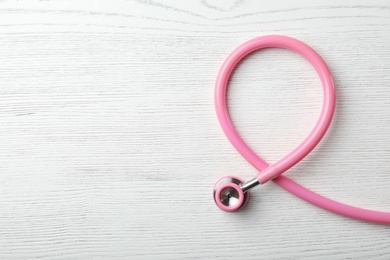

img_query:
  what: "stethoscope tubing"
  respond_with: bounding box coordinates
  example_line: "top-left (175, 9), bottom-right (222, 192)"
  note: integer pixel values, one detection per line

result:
top-left (215, 35), bottom-right (335, 184)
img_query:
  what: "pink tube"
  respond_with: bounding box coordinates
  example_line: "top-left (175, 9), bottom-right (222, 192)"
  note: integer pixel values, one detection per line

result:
top-left (274, 176), bottom-right (390, 224)
top-left (215, 35), bottom-right (390, 224)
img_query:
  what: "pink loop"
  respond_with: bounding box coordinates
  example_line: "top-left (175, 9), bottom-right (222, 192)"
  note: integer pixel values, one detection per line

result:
top-left (215, 35), bottom-right (336, 183)
top-left (215, 35), bottom-right (390, 224)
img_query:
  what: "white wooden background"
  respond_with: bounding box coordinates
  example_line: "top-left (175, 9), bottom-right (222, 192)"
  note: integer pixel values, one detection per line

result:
top-left (1, 0), bottom-right (390, 259)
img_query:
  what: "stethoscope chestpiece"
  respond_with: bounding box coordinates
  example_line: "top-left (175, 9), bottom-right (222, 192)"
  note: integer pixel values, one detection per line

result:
top-left (213, 176), bottom-right (249, 212)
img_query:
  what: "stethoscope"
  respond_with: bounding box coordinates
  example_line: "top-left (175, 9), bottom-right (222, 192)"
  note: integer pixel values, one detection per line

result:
top-left (212, 35), bottom-right (390, 224)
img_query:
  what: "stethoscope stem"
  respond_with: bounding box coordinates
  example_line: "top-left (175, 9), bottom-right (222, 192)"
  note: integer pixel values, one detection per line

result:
top-left (240, 178), bottom-right (260, 193)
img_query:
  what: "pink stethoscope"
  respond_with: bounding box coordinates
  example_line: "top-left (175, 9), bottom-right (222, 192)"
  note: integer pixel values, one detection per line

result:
top-left (212, 35), bottom-right (390, 224)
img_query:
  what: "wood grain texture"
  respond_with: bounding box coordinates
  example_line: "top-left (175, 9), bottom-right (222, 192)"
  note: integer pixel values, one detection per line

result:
top-left (1, 0), bottom-right (390, 259)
